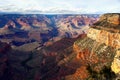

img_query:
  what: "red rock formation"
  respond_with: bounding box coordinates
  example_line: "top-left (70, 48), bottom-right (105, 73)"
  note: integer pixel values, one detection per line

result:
top-left (4, 20), bottom-right (16, 29)
top-left (17, 17), bottom-right (31, 30)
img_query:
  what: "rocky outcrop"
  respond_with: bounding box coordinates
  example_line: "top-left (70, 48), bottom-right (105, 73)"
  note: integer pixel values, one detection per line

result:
top-left (4, 20), bottom-right (16, 29)
top-left (99, 13), bottom-right (120, 25)
top-left (111, 50), bottom-right (120, 74)
top-left (17, 18), bottom-right (31, 30)
top-left (87, 13), bottom-right (120, 75)
top-left (68, 37), bottom-right (115, 80)
top-left (87, 28), bottom-right (120, 49)
top-left (65, 13), bottom-right (120, 80)
top-left (93, 13), bottom-right (120, 33)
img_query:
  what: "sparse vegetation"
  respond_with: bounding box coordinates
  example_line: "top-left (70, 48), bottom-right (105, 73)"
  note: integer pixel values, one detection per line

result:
top-left (87, 65), bottom-right (116, 80)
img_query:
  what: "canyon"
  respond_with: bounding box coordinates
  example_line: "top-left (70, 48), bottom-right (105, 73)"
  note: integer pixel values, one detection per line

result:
top-left (0, 13), bottom-right (120, 80)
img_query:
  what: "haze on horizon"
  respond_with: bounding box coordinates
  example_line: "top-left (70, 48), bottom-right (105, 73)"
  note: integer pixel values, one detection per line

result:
top-left (0, 0), bottom-right (120, 14)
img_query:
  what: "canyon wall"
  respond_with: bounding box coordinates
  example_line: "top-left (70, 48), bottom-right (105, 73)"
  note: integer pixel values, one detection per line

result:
top-left (87, 13), bottom-right (120, 75)
top-left (87, 28), bottom-right (120, 49)
top-left (67, 13), bottom-right (120, 80)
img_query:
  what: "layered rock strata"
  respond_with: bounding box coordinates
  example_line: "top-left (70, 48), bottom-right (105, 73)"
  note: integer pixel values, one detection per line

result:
top-left (67, 13), bottom-right (120, 80)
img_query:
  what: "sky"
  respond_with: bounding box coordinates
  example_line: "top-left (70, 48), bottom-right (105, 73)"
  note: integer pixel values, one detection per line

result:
top-left (0, 0), bottom-right (120, 14)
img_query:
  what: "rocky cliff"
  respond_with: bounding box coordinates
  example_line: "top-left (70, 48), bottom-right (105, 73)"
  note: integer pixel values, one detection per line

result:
top-left (65, 13), bottom-right (120, 80)
top-left (1, 14), bottom-right (119, 80)
top-left (88, 13), bottom-right (120, 75)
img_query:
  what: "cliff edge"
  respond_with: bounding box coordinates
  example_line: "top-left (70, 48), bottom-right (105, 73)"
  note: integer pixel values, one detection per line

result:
top-left (66, 13), bottom-right (120, 80)
top-left (88, 13), bottom-right (120, 75)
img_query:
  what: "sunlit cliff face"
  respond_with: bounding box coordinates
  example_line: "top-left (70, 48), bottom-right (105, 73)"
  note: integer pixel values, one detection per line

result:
top-left (87, 13), bottom-right (120, 75)
top-left (67, 13), bottom-right (120, 80)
